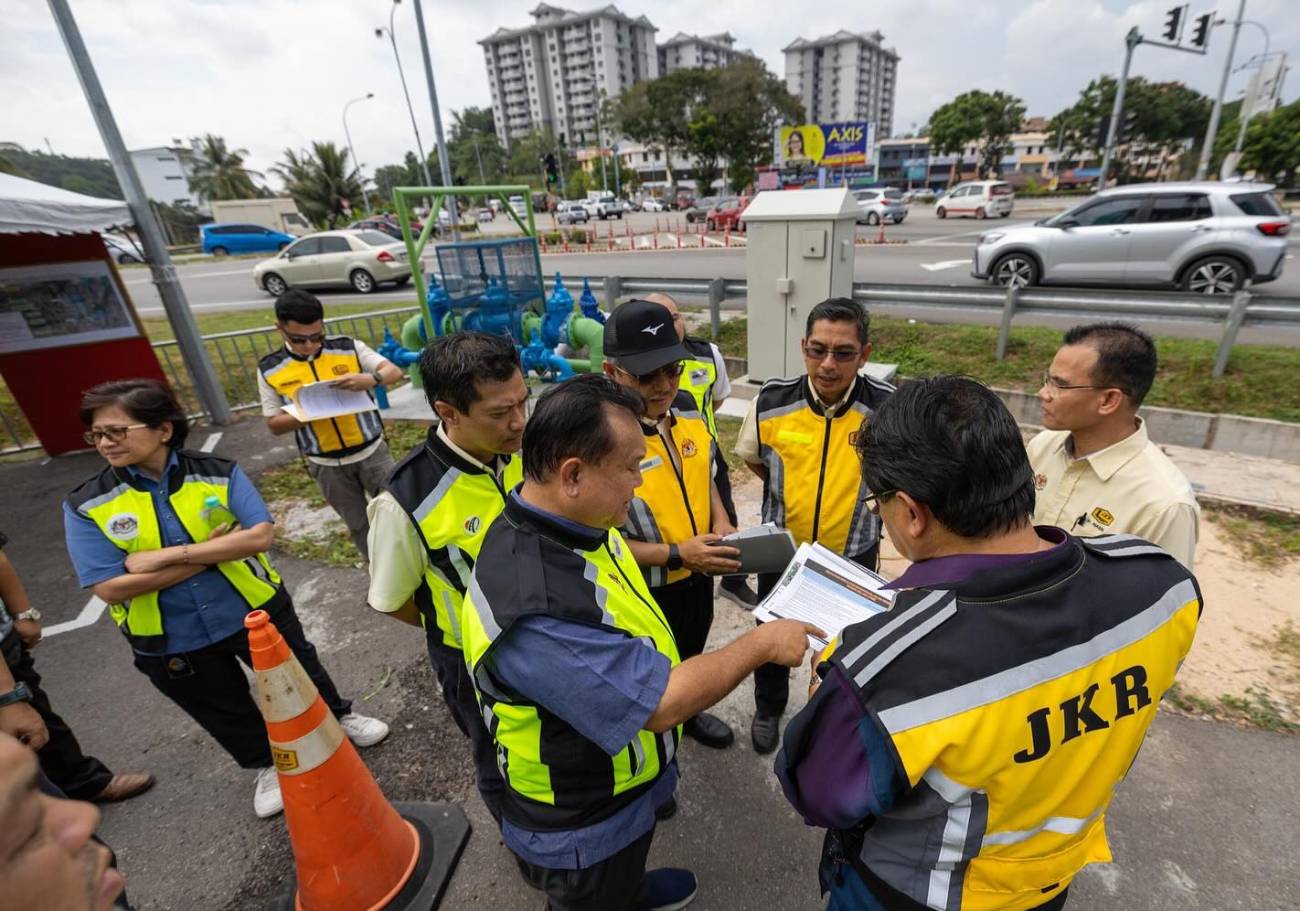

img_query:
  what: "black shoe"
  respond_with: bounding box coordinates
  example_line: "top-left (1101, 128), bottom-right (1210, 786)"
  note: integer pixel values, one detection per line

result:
top-left (683, 712), bottom-right (735, 749)
top-left (750, 712), bottom-right (780, 755)
top-left (655, 795), bottom-right (678, 821)
top-left (717, 576), bottom-right (758, 609)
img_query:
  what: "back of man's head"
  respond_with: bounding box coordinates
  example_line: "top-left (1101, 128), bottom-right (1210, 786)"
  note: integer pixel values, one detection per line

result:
top-left (806, 297), bottom-right (869, 345)
top-left (856, 375), bottom-right (1035, 539)
top-left (1061, 322), bottom-right (1157, 408)
top-left (523, 374), bottom-right (643, 484)
top-left (274, 288), bottom-right (324, 325)
top-left (420, 331), bottom-right (521, 413)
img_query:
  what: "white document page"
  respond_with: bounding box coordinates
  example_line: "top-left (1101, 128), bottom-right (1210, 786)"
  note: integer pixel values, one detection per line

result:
top-left (282, 381), bottom-right (375, 421)
top-left (754, 542), bottom-right (896, 648)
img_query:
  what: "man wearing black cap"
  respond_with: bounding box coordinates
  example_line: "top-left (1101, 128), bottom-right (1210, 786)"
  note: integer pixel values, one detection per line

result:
top-left (604, 299), bottom-right (743, 750)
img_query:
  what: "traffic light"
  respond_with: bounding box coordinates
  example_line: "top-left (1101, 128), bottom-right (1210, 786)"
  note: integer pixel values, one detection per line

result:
top-left (1162, 6), bottom-right (1183, 41)
top-left (544, 153), bottom-right (559, 185)
top-left (1096, 114), bottom-right (1112, 150)
top-left (1118, 109), bottom-right (1140, 144)
top-left (1190, 13), bottom-right (1212, 48)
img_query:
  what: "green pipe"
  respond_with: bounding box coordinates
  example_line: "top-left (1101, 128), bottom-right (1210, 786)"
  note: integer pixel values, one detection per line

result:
top-left (567, 314), bottom-right (604, 372)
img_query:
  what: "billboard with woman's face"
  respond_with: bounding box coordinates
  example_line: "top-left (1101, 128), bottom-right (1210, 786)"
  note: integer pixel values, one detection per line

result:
top-left (778, 122), bottom-right (875, 168)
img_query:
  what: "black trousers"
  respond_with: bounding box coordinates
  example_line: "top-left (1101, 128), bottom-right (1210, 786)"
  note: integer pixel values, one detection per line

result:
top-left (753, 543), bottom-right (880, 717)
top-left (130, 595), bottom-right (350, 770)
top-left (712, 450), bottom-right (739, 527)
top-left (650, 573), bottom-right (714, 660)
top-left (518, 825), bottom-right (654, 911)
top-left (2, 632), bottom-right (114, 800)
top-left (425, 629), bottom-right (504, 822)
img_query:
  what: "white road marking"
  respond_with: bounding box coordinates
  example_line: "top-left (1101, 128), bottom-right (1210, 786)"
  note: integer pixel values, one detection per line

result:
top-left (199, 432), bottom-right (223, 452)
top-left (123, 268), bottom-right (254, 285)
top-left (43, 596), bottom-right (107, 638)
top-left (920, 260), bottom-right (970, 272)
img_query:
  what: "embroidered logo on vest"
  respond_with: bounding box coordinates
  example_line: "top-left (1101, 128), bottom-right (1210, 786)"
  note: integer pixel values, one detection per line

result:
top-left (107, 513), bottom-right (139, 541)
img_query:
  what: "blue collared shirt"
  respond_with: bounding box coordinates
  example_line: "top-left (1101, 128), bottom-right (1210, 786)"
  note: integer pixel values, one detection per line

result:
top-left (487, 492), bottom-right (676, 870)
top-left (63, 452), bottom-right (274, 656)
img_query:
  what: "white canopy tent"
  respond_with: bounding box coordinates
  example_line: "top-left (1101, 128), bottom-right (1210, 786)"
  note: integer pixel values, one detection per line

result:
top-left (0, 171), bottom-right (132, 235)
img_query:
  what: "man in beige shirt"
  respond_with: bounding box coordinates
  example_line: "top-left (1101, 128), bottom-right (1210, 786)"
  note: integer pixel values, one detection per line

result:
top-left (1027, 322), bottom-right (1199, 570)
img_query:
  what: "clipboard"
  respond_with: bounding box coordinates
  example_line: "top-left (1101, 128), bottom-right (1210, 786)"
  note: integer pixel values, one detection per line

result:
top-left (713, 526), bottom-right (798, 575)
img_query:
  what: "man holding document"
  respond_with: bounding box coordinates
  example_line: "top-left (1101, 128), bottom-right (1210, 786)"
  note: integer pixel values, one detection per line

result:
top-left (734, 297), bottom-right (895, 754)
top-left (257, 289), bottom-right (404, 559)
top-left (776, 376), bottom-right (1202, 911)
top-left (603, 299), bottom-right (743, 750)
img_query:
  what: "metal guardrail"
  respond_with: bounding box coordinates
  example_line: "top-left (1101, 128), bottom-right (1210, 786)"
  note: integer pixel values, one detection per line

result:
top-left (4, 275), bottom-right (1298, 454)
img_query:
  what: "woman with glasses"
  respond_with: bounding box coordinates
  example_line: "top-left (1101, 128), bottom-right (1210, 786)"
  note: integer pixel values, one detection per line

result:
top-left (63, 379), bottom-right (389, 819)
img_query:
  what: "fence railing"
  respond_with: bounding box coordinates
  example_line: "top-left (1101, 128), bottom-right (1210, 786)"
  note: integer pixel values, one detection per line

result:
top-left (4, 276), bottom-right (1298, 453)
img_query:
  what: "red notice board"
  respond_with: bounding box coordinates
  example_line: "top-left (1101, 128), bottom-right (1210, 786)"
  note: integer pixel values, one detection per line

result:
top-left (0, 232), bottom-right (167, 455)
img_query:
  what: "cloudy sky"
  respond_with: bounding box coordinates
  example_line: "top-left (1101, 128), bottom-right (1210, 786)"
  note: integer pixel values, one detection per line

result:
top-left (2, 0), bottom-right (1295, 187)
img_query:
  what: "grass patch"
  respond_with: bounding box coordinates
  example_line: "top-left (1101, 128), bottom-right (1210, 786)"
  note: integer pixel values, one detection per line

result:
top-left (1217, 687), bottom-right (1299, 733)
top-left (1204, 504), bottom-right (1300, 568)
top-left (1265, 622), bottom-right (1300, 683)
top-left (276, 527), bottom-right (360, 568)
top-left (255, 460), bottom-right (323, 507)
top-left (711, 315), bottom-right (1300, 423)
top-left (1164, 681), bottom-right (1218, 715)
top-left (715, 415), bottom-right (743, 472)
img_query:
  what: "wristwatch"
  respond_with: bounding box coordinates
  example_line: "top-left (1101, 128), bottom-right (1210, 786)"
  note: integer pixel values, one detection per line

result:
top-left (369, 369), bottom-right (386, 388)
top-left (0, 681), bottom-right (33, 709)
top-left (666, 544), bottom-right (684, 572)
top-left (13, 608), bottom-right (40, 622)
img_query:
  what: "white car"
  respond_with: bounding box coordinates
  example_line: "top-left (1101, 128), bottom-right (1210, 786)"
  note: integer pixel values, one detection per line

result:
top-left (254, 229), bottom-right (411, 296)
top-left (508, 195), bottom-right (528, 219)
top-left (102, 233), bottom-right (143, 264)
top-left (640, 198), bottom-right (666, 212)
top-left (590, 195), bottom-right (625, 220)
top-left (936, 180), bottom-right (1015, 220)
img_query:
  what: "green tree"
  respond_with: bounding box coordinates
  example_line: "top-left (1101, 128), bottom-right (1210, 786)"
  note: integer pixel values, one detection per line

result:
top-left (1240, 98), bottom-right (1300, 188)
top-left (611, 69), bottom-right (718, 196)
top-left (929, 90), bottom-right (1025, 183)
top-left (0, 147), bottom-right (121, 197)
top-left (272, 142), bottom-right (366, 227)
top-left (187, 134), bottom-right (259, 201)
top-left (448, 107), bottom-right (507, 186)
top-left (565, 168), bottom-right (594, 198)
top-left (710, 59), bottom-right (803, 193)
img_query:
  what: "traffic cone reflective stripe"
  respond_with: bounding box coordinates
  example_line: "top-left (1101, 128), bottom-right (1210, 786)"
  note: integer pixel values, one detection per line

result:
top-left (245, 610), bottom-right (419, 911)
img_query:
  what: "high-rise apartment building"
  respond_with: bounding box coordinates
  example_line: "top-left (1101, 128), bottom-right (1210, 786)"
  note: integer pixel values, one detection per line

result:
top-left (783, 30), bottom-right (899, 136)
top-left (657, 32), bottom-right (755, 74)
top-left (480, 3), bottom-right (658, 150)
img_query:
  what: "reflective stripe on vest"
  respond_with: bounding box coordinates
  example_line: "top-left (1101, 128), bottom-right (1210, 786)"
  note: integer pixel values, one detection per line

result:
top-left (680, 348), bottom-right (718, 437)
top-left (829, 544), bottom-right (1200, 911)
top-left (623, 405), bottom-right (714, 587)
top-left (259, 338), bottom-right (382, 457)
top-left (75, 466), bottom-right (282, 653)
top-left (461, 524), bottom-right (681, 831)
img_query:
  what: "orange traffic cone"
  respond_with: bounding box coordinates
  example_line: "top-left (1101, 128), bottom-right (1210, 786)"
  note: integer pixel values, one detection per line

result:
top-left (246, 611), bottom-right (469, 911)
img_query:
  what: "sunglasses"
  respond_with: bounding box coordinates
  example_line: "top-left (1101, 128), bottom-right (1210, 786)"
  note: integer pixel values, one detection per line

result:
top-left (804, 342), bottom-right (862, 363)
top-left (283, 331), bottom-right (326, 344)
top-left (84, 424), bottom-right (149, 445)
top-left (618, 362), bottom-right (685, 384)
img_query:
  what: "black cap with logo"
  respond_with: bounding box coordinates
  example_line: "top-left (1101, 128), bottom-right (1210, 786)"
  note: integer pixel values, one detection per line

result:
top-left (602, 299), bottom-right (690, 375)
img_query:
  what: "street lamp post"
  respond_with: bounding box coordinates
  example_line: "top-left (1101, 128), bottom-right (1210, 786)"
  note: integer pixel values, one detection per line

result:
top-left (343, 93), bottom-right (375, 213)
top-left (1196, 0), bottom-right (1247, 181)
top-left (375, 0), bottom-right (434, 190)
top-left (1231, 20), bottom-right (1274, 155)
top-left (411, 0), bottom-right (458, 234)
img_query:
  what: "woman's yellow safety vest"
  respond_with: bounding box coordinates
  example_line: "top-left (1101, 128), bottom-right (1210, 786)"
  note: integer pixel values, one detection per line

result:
top-left (66, 452), bottom-right (282, 654)
top-left (623, 394), bottom-right (715, 587)
top-left (461, 497), bottom-right (681, 832)
top-left (382, 429), bottom-right (523, 650)
top-left (258, 336), bottom-right (384, 457)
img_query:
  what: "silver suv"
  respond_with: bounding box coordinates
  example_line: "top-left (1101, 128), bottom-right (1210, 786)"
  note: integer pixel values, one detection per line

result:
top-left (972, 182), bottom-right (1290, 293)
top-left (853, 188), bottom-right (907, 226)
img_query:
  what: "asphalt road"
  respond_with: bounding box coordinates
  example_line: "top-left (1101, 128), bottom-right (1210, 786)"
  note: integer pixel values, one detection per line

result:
top-left (123, 206), bottom-right (1300, 322)
top-left (5, 418), bottom-right (1298, 910)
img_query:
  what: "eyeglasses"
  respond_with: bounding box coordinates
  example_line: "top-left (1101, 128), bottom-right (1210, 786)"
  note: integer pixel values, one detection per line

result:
top-left (1040, 371), bottom-right (1128, 395)
top-left (804, 343), bottom-right (862, 363)
top-left (617, 362), bottom-right (684, 384)
top-left (283, 331), bottom-right (326, 344)
top-left (83, 424), bottom-right (149, 445)
top-left (861, 489), bottom-right (897, 514)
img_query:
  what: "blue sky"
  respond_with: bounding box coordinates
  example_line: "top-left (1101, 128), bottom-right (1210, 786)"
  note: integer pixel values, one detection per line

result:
top-left (2, 0), bottom-right (1295, 185)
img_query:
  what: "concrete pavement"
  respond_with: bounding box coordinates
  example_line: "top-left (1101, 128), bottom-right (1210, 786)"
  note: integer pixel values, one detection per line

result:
top-left (3, 415), bottom-right (1297, 909)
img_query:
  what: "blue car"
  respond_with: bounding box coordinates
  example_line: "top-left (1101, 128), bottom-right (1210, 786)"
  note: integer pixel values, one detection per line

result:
top-left (201, 223), bottom-right (295, 256)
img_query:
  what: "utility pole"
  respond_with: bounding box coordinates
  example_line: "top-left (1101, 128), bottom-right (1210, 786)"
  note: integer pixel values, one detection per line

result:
top-left (594, 95), bottom-right (609, 193)
top-left (473, 139), bottom-right (487, 185)
top-left (1197, 0), bottom-right (1247, 181)
top-left (1100, 27), bottom-right (1141, 190)
top-left (376, 1), bottom-right (434, 191)
top-left (343, 93), bottom-right (374, 213)
top-left (411, 0), bottom-right (458, 233)
top-left (46, 0), bottom-right (230, 424)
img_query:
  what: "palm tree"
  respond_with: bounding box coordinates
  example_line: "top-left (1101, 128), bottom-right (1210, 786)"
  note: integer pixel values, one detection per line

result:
top-left (188, 134), bottom-right (259, 201)
top-left (273, 142), bottom-right (366, 228)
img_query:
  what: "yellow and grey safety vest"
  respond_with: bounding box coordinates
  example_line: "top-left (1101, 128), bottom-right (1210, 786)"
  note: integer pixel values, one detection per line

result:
top-left (461, 496), bottom-right (682, 832)
top-left (383, 428), bottom-right (522, 650)
top-left (827, 534), bottom-right (1202, 911)
top-left (681, 336), bottom-right (720, 437)
top-left (259, 336), bottom-right (383, 458)
top-left (623, 393), bottom-right (715, 588)
top-left (65, 451), bottom-right (283, 653)
top-left (756, 373), bottom-right (893, 559)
